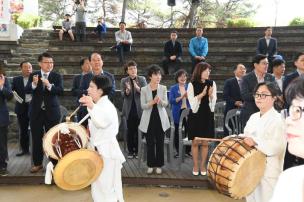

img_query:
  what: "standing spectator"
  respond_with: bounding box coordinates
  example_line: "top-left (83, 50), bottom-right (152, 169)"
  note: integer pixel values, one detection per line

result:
top-left (12, 61), bottom-right (33, 157)
top-left (79, 52), bottom-right (115, 127)
top-left (58, 14), bottom-right (75, 41)
top-left (241, 54), bottom-right (274, 127)
top-left (162, 30), bottom-right (183, 75)
top-left (25, 52), bottom-right (63, 173)
top-left (282, 52), bottom-right (304, 170)
top-left (121, 60), bottom-right (147, 159)
top-left (223, 63), bottom-right (246, 136)
top-left (71, 57), bottom-right (91, 121)
top-left (272, 58), bottom-right (286, 110)
top-left (0, 67), bottom-right (13, 176)
top-left (242, 82), bottom-right (286, 202)
top-left (74, 0), bottom-right (86, 42)
top-left (94, 17), bottom-right (107, 42)
top-left (114, 22), bottom-right (133, 65)
top-left (169, 69), bottom-right (190, 157)
top-left (187, 62), bottom-right (217, 176)
top-left (139, 65), bottom-right (170, 175)
top-left (189, 27), bottom-right (208, 73)
top-left (256, 27), bottom-right (277, 73)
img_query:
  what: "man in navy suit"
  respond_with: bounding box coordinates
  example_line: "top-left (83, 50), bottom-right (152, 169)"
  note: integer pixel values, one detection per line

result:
top-left (0, 68), bottom-right (13, 176)
top-left (256, 27), bottom-right (277, 73)
top-left (12, 61), bottom-right (33, 156)
top-left (25, 52), bottom-right (63, 173)
top-left (223, 63), bottom-right (246, 136)
top-left (71, 57), bottom-right (91, 122)
top-left (282, 52), bottom-right (304, 170)
top-left (241, 54), bottom-right (275, 126)
top-left (162, 30), bottom-right (183, 75)
top-left (79, 52), bottom-right (115, 126)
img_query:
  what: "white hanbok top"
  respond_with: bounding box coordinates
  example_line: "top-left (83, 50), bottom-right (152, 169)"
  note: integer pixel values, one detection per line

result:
top-left (243, 107), bottom-right (286, 202)
top-left (270, 165), bottom-right (304, 202)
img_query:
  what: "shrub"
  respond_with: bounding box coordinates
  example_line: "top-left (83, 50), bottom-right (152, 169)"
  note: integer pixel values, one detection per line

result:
top-left (289, 17), bottom-right (304, 26)
top-left (227, 18), bottom-right (255, 28)
top-left (12, 13), bottom-right (41, 29)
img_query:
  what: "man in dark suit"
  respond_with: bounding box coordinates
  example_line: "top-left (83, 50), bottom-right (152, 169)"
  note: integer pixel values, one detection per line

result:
top-left (241, 54), bottom-right (275, 126)
top-left (0, 68), bottom-right (13, 176)
top-left (223, 63), bottom-right (246, 135)
top-left (282, 52), bottom-right (304, 170)
top-left (71, 57), bottom-right (91, 122)
top-left (162, 30), bottom-right (182, 75)
top-left (12, 61), bottom-right (33, 156)
top-left (256, 27), bottom-right (277, 73)
top-left (25, 52), bottom-right (63, 173)
top-left (79, 52), bottom-right (115, 126)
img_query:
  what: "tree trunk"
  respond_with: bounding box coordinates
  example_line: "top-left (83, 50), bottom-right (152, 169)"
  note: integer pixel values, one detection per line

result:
top-left (183, 2), bottom-right (199, 28)
top-left (121, 0), bottom-right (128, 22)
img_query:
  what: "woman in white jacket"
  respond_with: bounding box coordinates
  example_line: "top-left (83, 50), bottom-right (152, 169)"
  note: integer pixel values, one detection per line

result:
top-left (242, 81), bottom-right (286, 202)
top-left (79, 75), bottom-right (125, 202)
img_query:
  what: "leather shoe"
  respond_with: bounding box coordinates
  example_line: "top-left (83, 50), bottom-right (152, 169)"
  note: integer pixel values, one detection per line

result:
top-left (192, 170), bottom-right (199, 176)
top-left (16, 151), bottom-right (29, 157)
top-left (30, 165), bottom-right (43, 173)
top-left (200, 171), bottom-right (207, 176)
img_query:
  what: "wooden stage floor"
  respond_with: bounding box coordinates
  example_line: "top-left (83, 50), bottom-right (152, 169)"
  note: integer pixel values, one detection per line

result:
top-left (0, 140), bottom-right (210, 188)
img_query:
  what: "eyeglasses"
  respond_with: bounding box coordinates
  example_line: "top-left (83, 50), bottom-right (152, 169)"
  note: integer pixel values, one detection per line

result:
top-left (288, 105), bottom-right (304, 121)
top-left (253, 93), bottom-right (272, 99)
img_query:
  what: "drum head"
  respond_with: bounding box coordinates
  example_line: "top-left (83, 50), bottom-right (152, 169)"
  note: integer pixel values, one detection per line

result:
top-left (43, 122), bottom-right (88, 160)
top-left (53, 149), bottom-right (103, 191)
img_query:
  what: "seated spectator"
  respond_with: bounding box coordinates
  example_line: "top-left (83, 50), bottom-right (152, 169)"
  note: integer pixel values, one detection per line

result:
top-left (59, 14), bottom-right (75, 41)
top-left (113, 22), bottom-right (133, 65)
top-left (162, 30), bottom-right (183, 75)
top-left (94, 17), bottom-right (106, 42)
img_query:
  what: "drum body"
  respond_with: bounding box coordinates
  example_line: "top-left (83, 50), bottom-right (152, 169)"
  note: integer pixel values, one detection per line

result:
top-left (43, 122), bottom-right (103, 191)
top-left (207, 138), bottom-right (266, 199)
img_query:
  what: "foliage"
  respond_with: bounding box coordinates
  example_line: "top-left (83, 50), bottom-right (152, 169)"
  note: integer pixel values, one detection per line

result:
top-left (227, 18), bottom-right (255, 28)
top-left (289, 17), bottom-right (304, 26)
top-left (12, 13), bottom-right (41, 29)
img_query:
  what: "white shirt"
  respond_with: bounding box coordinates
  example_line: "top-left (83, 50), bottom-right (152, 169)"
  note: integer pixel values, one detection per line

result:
top-left (115, 30), bottom-right (133, 45)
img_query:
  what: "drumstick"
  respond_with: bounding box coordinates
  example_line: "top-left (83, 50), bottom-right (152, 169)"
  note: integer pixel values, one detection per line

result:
top-left (78, 113), bottom-right (90, 125)
top-left (66, 105), bottom-right (81, 122)
top-left (194, 137), bottom-right (223, 142)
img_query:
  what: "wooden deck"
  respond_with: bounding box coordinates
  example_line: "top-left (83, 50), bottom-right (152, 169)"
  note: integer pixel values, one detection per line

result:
top-left (0, 140), bottom-right (210, 188)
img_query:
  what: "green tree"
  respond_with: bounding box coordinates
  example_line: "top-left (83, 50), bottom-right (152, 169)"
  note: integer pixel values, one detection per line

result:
top-left (289, 17), bottom-right (304, 26)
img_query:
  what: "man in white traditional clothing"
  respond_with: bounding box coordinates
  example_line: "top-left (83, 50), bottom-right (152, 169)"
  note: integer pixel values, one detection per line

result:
top-left (241, 82), bottom-right (286, 202)
top-left (270, 77), bottom-right (304, 202)
top-left (79, 75), bottom-right (125, 202)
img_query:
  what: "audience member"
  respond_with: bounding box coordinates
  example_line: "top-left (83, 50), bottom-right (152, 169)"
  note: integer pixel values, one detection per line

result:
top-left (242, 82), bottom-right (286, 202)
top-left (169, 69), bottom-right (190, 157)
top-left (282, 52), bottom-right (304, 170)
top-left (272, 58), bottom-right (285, 110)
top-left (139, 65), bottom-right (170, 175)
top-left (241, 54), bottom-right (274, 126)
top-left (189, 27), bottom-right (208, 73)
top-left (121, 60), bottom-right (147, 159)
top-left (58, 14), bottom-right (75, 41)
top-left (187, 62), bottom-right (217, 176)
top-left (12, 61), bottom-right (33, 157)
top-left (0, 67), bottom-right (13, 176)
top-left (256, 27), bottom-right (277, 73)
top-left (223, 63), bottom-right (246, 135)
top-left (71, 57), bottom-right (91, 121)
top-left (25, 52), bottom-right (63, 173)
top-left (74, 0), bottom-right (86, 42)
top-left (162, 30), bottom-right (183, 75)
top-left (114, 22), bottom-right (133, 64)
top-left (94, 17), bottom-right (107, 42)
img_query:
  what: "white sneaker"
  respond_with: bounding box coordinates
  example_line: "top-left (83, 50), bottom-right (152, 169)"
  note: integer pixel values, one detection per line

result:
top-left (147, 167), bottom-right (153, 174)
top-left (156, 168), bottom-right (162, 174)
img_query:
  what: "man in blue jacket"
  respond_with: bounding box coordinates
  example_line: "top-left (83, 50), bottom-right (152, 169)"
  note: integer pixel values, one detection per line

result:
top-left (189, 27), bottom-right (208, 73)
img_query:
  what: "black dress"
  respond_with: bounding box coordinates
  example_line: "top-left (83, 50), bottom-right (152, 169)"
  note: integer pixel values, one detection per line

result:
top-left (188, 80), bottom-right (215, 140)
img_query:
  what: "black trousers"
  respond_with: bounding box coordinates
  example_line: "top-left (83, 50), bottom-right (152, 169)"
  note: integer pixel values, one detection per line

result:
top-left (0, 126), bottom-right (8, 169)
top-left (191, 56), bottom-right (205, 73)
top-left (174, 109), bottom-right (189, 153)
top-left (162, 57), bottom-right (182, 75)
top-left (126, 115), bottom-right (139, 154)
top-left (30, 109), bottom-right (59, 166)
top-left (17, 106), bottom-right (30, 153)
top-left (116, 43), bottom-right (131, 64)
top-left (75, 22), bottom-right (86, 42)
top-left (145, 126), bottom-right (164, 168)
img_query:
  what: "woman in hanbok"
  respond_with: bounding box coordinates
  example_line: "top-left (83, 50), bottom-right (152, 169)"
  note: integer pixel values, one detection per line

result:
top-left (242, 81), bottom-right (286, 202)
top-left (270, 77), bottom-right (304, 202)
top-left (79, 75), bottom-right (125, 202)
